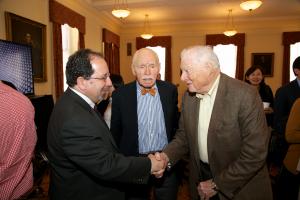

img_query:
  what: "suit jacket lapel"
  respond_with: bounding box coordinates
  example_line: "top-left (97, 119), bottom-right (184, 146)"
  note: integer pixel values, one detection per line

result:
top-left (67, 88), bottom-right (118, 149)
top-left (92, 105), bottom-right (119, 149)
top-left (128, 82), bottom-right (139, 136)
top-left (187, 93), bottom-right (201, 170)
top-left (157, 81), bottom-right (169, 135)
top-left (207, 74), bottom-right (227, 160)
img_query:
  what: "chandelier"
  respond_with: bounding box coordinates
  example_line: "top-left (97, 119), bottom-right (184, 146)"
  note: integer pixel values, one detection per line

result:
top-left (223, 9), bottom-right (237, 37)
top-left (240, 0), bottom-right (262, 11)
top-left (140, 14), bottom-right (153, 40)
top-left (112, 0), bottom-right (130, 19)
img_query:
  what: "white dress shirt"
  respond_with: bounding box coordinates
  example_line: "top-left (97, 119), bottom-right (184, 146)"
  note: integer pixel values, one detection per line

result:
top-left (196, 75), bottom-right (220, 163)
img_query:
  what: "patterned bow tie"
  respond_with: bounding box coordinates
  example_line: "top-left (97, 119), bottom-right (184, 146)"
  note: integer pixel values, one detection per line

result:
top-left (141, 88), bottom-right (156, 96)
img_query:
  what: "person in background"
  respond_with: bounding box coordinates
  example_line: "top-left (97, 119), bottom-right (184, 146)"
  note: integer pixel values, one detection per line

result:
top-left (111, 48), bottom-right (179, 200)
top-left (283, 97), bottom-right (300, 200)
top-left (0, 81), bottom-right (37, 200)
top-left (274, 56), bottom-right (300, 137)
top-left (47, 49), bottom-right (165, 200)
top-left (245, 65), bottom-right (274, 127)
top-left (97, 74), bottom-right (124, 128)
top-left (273, 56), bottom-right (300, 200)
top-left (156, 45), bottom-right (272, 200)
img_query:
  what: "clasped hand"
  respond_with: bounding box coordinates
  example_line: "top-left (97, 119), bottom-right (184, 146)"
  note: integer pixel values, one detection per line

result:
top-left (148, 152), bottom-right (169, 178)
top-left (197, 179), bottom-right (218, 200)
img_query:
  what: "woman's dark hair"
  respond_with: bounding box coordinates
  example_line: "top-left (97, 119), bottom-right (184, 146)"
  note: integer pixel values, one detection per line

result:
top-left (292, 56), bottom-right (300, 76)
top-left (110, 74), bottom-right (124, 89)
top-left (244, 65), bottom-right (266, 86)
top-left (293, 56), bottom-right (300, 70)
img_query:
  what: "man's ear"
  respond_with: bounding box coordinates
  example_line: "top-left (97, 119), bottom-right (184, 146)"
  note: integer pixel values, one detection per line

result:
top-left (76, 77), bottom-right (88, 91)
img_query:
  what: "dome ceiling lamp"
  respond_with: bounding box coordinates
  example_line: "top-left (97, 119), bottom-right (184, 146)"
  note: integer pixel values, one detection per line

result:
top-left (140, 14), bottom-right (153, 40)
top-left (240, 0), bottom-right (262, 11)
top-left (223, 9), bottom-right (237, 37)
top-left (112, 0), bottom-right (130, 19)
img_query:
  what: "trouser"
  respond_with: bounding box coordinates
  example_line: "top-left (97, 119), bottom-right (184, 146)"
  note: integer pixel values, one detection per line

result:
top-left (125, 169), bottom-right (179, 200)
top-left (276, 165), bottom-right (300, 200)
top-left (199, 160), bottom-right (220, 200)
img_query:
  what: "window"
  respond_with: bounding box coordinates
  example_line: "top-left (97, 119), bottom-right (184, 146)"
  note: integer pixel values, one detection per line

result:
top-left (206, 34), bottom-right (245, 80)
top-left (136, 36), bottom-right (172, 82)
top-left (290, 42), bottom-right (300, 81)
top-left (49, 0), bottom-right (85, 99)
top-left (61, 24), bottom-right (79, 91)
top-left (282, 31), bottom-right (300, 85)
top-left (146, 46), bottom-right (166, 80)
top-left (213, 44), bottom-right (237, 78)
top-left (102, 28), bottom-right (120, 75)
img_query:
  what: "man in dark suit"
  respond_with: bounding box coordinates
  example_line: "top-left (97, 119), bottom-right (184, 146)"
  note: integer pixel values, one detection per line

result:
top-left (273, 56), bottom-right (300, 200)
top-left (156, 45), bottom-right (272, 200)
top-left (47, 49), bottom-right (165, 200)
top-left (110, 48), bottom-right (179, 200)
top-left (274, 56), bottom-right (300, 135)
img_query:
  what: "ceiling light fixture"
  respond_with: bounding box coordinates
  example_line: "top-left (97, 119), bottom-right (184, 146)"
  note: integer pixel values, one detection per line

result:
top-left (223, 9), bottom-right (237, 37)
top-left (240, 0), bottom-right (262, 11)
top-left (112, 0), bottom-right (130, 19)
top-left (140, 14), bottom-right (153, 40)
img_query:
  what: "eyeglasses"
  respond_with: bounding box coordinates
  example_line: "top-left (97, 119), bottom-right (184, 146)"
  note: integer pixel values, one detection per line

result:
top-left (89, 72), bottom-right (110, 81)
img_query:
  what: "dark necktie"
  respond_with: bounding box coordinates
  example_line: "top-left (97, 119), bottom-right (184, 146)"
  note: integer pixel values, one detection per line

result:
top-left (93, 105), bottom-right (109, 129)
top-left (93, 105), bottom-right (102, 116)
top-left (141, 88), bottom-right (156, 96)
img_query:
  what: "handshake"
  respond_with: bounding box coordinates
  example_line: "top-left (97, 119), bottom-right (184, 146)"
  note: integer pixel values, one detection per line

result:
top-left (148, 152), bottom-right (170, 178)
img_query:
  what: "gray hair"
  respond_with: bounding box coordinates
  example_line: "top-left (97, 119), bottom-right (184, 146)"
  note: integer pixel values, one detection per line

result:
top-left (132, 48), bottom-right (160, 67)
top-left (181, 45), bottom-right (220, 69)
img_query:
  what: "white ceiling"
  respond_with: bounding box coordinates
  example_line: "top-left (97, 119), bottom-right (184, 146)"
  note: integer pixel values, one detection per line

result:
top-left (84, 0), bottom-right (300, 25)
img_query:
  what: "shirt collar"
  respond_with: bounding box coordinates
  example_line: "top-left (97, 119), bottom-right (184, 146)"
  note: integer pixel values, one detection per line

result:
top-left (136, 81), bottom-right (157, 93)
top-left (196, 74), bottom-right (220, 99)
top-left (70, 87), bottom-right (95, 108)
top-left (297, 78), bottom-right (300, 87)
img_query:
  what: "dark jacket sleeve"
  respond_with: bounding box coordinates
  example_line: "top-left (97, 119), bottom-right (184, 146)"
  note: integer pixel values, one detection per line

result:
top-left (60, 112), bottom-right (151, 184)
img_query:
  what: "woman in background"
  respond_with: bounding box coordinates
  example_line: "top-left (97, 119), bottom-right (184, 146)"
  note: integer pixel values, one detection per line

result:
top-left (97, 74), bottom-right (124, 128)
top-left (245, 65), bottom-right (274, 127)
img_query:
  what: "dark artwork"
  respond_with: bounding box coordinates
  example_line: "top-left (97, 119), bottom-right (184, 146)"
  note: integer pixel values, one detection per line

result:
top-left (5, 12), bottom-right (46, 82)
top-left (252, 53), bottom-right (274, 77)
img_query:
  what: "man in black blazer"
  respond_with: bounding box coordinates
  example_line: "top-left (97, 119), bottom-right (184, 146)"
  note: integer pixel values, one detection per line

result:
top-left (47, 49), bottom-right (165, 200)
top-left (273, 56), bottom-right (300, 199)
top-left (274, 56), bottom-right (300, 135)
top-left (111, 48), bottom-right (179, 200)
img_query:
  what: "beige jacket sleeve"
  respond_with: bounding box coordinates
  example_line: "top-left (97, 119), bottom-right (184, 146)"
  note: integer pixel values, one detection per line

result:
top-left (284, 98), bottom-right (300, 174)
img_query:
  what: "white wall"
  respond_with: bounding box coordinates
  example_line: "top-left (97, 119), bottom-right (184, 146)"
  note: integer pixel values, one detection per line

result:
top-left (1, 0), bottom-right (300, 102)
top-left (119, 18), bottom-right (300, 105)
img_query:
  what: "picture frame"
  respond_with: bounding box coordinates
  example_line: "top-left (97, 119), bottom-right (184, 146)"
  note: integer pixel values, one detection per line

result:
top-left (5, 12), bottom-right (47, 82)
top-left (251, 53), bottom-right (274, 77)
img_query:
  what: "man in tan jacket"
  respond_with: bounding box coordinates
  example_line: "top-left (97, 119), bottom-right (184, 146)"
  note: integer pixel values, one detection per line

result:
top-left (156, 45), bottom-right (272, 200)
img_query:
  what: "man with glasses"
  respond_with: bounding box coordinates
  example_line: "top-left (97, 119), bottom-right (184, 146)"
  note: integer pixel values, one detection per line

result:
top-left (47, 49), bottom-right (166, 200)
top-left (110, 48), bottom-right (179, 200)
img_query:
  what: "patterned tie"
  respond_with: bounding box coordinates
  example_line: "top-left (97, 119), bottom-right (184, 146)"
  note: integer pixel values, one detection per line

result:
top-left (141, 88), bottom-right (156, 96)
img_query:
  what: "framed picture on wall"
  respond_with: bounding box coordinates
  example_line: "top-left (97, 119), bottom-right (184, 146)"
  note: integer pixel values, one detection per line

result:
top-left (251, 53), bottom-right (274, 77)
top-left (5, 12), bottom-right (47, 82)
